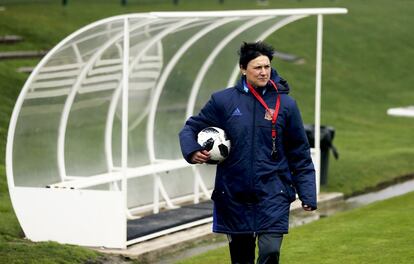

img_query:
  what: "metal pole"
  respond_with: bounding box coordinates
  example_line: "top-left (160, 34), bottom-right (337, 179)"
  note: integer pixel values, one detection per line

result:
top-left (122, 18), bottom-right (129, 215)
top-left (314, 14), bottom-right (323, 194)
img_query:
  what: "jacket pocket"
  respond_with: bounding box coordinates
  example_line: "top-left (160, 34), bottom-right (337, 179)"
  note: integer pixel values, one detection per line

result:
top-left (211, 189), bottom-right (221, 201)
top-left (284, 183), bottom-right (297, 203)
top-left (211, 189), bottom-right (232, 220)
top-left (276, 170), bottom-right (297, 203)
top-left (211, 189), bottom-right (229, 204)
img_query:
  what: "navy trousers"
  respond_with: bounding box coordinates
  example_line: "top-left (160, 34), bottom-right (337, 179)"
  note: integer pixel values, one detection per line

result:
top-left (227, 233), bottom-right (283, 264)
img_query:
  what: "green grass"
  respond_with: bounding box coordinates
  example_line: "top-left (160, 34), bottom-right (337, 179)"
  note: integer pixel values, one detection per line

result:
top-left (176, 191), bottom-right (414, 264)
top-left (0, 165), bottom-right (21, 239)
top-left (0, 239), bottom-right (103, 264)
top-left (281, 191), bottom-right (414, 264)
top-left (0, 0), bottom-right (414, 263)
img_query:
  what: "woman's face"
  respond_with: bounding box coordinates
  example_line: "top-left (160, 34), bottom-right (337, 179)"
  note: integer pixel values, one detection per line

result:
top-left (242, 55), bottom-right (271, 88)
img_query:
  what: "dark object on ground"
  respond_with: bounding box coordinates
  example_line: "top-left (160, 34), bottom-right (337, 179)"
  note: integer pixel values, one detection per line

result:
top-left (304, 124), bottom-right (339, 185)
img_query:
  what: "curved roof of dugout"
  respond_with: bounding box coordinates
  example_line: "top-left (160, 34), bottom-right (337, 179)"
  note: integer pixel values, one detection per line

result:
top-left (6, 8), bottom-right (347, 248)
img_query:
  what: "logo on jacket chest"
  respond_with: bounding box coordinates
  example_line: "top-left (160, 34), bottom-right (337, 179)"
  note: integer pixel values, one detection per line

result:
top-left (232, 108), bottom-right (242, 116)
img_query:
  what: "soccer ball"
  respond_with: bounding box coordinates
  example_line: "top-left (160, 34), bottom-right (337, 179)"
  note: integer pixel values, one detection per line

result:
top-left (197, 127), bottom-right (231, 164)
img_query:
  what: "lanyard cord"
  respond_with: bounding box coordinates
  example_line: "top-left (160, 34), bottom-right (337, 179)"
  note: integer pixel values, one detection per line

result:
top-left (246, 79), bottom-right (281, 160)
top-left (246, 79), bottom-right (281, 139)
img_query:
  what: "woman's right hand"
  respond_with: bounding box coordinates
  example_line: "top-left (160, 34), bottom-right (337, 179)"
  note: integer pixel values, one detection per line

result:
top-left (191, 150), bottom-right (210, 164)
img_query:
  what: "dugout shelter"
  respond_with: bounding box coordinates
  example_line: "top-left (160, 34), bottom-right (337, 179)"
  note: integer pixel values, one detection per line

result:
top-left (6, 8), bottom-right (347, 248)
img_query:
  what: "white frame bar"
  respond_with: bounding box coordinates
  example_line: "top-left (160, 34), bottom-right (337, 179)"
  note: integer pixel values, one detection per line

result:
top-left (387, 106), bottom-right (414, 117)
top-left (121, 17), bottom-right (130, 215)
top-left (314, 14), bottom-right (323, 193)
top-left (151, 8), bottom-right (347, 18)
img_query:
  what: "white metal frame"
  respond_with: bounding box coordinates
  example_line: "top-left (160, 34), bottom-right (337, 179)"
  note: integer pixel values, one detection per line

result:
top-left (387, 106), bottom-right (414, 117)
top-left (6, 8), bottom-right (347, 248)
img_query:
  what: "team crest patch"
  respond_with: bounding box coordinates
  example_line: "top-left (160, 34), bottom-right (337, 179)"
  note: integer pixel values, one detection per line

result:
top-left (264, 109), bottom-right (274, 120)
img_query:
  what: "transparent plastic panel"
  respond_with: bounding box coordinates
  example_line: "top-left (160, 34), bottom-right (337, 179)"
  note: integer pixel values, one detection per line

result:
top-left (160, 169), bottom-right (193, 200)
top-left (125, 18), bottom-right (204, 207)
top-left (127, 176), bottom-right (154, 209)
top-left (158, 166), bottom-right (215, 202)
top-left (70, 20), bottom-right (125, 62)
top-left (11, 18), bottom-right (127, 187)
top-left (125, 18), bottom-right (173, 168)
top-left (126, 167), bottom-right (199, 210)
top-left (12, 97), bottom-right (66, 187)
top-left (196, 165), bottom-right (216, 191)
top-left (152, 18), bottom-right (239, 161)
top-left (65, 90), bottom-right (115, 177)
top-left (65, 37), bottom-right (124, 179)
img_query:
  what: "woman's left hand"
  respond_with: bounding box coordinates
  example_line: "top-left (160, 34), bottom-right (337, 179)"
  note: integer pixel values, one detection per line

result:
top-left (302, 204), bottom-right (313, 211)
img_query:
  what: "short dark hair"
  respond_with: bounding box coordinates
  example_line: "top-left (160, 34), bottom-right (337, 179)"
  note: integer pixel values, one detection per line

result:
top-left (238, 41), bottom-right (274, 69)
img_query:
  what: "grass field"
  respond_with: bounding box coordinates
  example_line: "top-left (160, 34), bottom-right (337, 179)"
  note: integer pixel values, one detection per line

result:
top-left (0, 0), bottom-right (413, 263)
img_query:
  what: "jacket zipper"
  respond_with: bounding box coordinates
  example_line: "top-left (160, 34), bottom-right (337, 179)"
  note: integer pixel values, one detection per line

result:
top-left (250, 97), bottom-right (257, 231)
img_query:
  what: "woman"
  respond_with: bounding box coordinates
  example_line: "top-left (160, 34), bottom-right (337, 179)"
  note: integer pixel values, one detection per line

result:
top-left (179, 41), bottom-right (317, 264)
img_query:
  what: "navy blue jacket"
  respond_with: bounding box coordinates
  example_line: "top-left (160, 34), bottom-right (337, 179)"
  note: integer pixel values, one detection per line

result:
top-left (179, 69), bottom-right (317, 234)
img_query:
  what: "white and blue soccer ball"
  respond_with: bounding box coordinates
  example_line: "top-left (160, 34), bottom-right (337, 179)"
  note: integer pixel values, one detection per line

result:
top-left (197, 127), bottom-right (231, 164)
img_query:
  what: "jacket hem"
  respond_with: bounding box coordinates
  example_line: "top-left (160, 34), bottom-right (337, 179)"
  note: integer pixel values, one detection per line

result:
top-left (212, 228), bottom-right (288, 235)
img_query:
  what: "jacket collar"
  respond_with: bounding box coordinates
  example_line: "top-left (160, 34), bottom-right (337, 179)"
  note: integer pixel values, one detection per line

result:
top-left (235, 68), bottom-right (290, 95)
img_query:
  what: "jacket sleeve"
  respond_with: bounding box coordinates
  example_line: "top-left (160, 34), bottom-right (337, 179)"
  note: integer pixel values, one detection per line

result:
top-left (179, 94), bottom-right (221, 163)
top-left (284, 100), bottom-right (317, 210)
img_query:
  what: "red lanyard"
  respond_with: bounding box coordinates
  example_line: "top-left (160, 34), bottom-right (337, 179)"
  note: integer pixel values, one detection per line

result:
top-left (246, 79), bottom-right (281, 160)
top-left (246, 79), bottom-right (281, 139)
